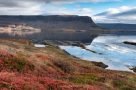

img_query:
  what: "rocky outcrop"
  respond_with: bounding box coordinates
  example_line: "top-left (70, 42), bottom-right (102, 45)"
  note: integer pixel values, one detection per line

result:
top-left (129, 66), bottom-right (136, 73)
top-left (91, 62), bottom-right (108, 69)
top-left (132, 67), bottom-right (136, 72)
top-left (123, 41), bottom-right (136, 46)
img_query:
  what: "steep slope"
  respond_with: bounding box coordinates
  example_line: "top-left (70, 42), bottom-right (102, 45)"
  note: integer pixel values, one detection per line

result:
top-left (0, 15), bottom-right (97, 30)
top-left (0, 39), bottom-right (135, 90)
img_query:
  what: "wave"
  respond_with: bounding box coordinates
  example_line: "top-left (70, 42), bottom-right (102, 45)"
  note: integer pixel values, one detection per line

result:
top-left (60, 35), bottom-right (136, 72)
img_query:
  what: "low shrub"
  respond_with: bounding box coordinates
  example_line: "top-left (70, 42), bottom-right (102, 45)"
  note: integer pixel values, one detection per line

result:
top-left (0, 83), bottom-right (14, 89)
top-left (1, 56), bottom-right (34, 73)
top-left (53, 60), bottom-right (75, 73)
top-left (9, 57), bottom-right (34, 72)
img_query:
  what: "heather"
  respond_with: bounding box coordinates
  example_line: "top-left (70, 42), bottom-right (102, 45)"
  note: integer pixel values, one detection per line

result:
top-left (0, 39), bottom-right (135, 90)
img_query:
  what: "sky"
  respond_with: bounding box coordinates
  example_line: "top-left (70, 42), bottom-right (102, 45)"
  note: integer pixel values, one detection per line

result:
top-left (0, 0), bottom-right (136, 23)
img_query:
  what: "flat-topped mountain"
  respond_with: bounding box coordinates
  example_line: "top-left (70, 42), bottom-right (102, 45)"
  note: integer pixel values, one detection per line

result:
top-left (0, 15), bottom-right (97, 28)
top-left (0, 15), bottom-right (107, 44)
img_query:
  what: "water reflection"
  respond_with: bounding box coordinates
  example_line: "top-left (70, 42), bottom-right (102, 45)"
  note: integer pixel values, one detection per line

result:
top-left (0, 24), bottom-right (41, 36)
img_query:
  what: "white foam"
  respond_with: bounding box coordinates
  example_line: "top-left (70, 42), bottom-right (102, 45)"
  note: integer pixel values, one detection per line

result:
top-left (60, 36), bottom-right (136, 72)
top-left (34, 44), bottom-right (46, 48)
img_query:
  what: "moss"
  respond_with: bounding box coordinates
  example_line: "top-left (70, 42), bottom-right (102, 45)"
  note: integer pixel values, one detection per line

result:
top-left (128, 76), bottom-right (136, 83)
top-left (120, 86), bottom-right (136, 90)
top-left (4, 57), bottom-right (34, 72)
top-left (69, 74), bottom-right (105, 84)
top-left (112, 79), bottom-right (136, 90)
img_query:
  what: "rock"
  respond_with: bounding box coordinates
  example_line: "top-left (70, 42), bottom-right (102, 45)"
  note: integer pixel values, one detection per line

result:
top-left (92, 62), bottom-right (108, 69)
top-left (123, 41), bottom-right (136, 46)
top-left (129, 67), bottom-right (136, 73)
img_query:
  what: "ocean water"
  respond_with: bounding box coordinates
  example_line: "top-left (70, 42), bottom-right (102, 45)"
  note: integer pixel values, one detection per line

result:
top-left (60, 36), bottom-right (136, 72)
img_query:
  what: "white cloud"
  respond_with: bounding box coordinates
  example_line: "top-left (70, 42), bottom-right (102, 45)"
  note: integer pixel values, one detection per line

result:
top-left (107, 6), bottom-right (132, 15)
top-left (94, 6), bottom-right (136, 23)
top-left (0, 0), bottom-right (43, 15)
top-left (42, 6), bottom-right (93, 16)
top-left (0, 0), bottom-right (135, 24)
top-left (0, 0), bottom-right (121, 15)
top-left (0, 5), bottom-right (42, 15)
top-left (0, 0), bottom-right (122, 21)
top-left (38, 0), bottom-right (121, 3)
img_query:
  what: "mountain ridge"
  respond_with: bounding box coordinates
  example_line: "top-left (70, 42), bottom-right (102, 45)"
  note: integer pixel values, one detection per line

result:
top-left (0, 15), bottom-right (107, 44)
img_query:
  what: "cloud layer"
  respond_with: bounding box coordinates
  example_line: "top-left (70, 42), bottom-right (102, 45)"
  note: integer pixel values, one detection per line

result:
top-left (0, 0), bottom-right (119, 7)
top-left (94, 6), bottom-right (136, 23)
top-left (0, 0), bottom-right (135, 24)
top-left (0, 0), bottom-right (96, 16)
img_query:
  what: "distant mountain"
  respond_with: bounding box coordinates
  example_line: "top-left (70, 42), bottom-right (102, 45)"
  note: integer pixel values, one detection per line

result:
top-left (0, 15), bottom-right (107, 44)
top-left (97, 23), bottom-right (136, 31)
top-left (97, 23), bottom-right (136, 35)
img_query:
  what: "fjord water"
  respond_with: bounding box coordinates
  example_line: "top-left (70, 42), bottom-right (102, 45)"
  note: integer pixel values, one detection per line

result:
top-left (60, 36), bottom-right (136, 72)
top-left (0, 28), bottom-right (136, 72)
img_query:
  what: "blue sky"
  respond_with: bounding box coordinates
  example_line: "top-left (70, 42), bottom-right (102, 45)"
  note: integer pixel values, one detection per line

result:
top-left (0, 0), bottom-right (136, 23)
top-left (62, 0), bottom-right (136, 14)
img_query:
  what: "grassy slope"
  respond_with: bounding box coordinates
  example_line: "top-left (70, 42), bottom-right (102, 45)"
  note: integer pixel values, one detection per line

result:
top-left (0, 39), bottom-right (135, 90)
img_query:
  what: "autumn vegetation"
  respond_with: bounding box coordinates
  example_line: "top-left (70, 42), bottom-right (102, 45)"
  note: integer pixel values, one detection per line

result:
top-left (0, 39), bottom-right (135, 90)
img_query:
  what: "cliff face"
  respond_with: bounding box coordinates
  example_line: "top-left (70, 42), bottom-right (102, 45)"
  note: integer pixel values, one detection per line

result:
top-left (0, 15), bottom-right (97, 28)
top-left (0, 15), bottom-right (105, 43)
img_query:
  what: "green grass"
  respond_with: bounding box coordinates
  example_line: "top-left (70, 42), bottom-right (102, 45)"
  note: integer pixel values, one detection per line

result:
top-left (69, 74), bottom-right (105, 85)
top-left (112, 79), bottom-right (136, 90)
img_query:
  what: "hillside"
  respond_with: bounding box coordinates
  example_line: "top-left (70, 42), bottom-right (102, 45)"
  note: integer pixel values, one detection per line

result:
top-left (0, 39), bottom-right (135, 90)
top-left (0, 15), bottom-right (108, 44)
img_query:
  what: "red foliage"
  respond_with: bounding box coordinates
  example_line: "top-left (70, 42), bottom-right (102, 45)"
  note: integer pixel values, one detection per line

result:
top-left (36, 54), bottom-right (51, 61)
top-left (0, 58), bottom-right (4, 64)
top-left (0, 72), bottom-right (103, 90)
top-left (0, 50), bottom-right (13, 58)
top-left (0, 50), bottom-right (102, 90)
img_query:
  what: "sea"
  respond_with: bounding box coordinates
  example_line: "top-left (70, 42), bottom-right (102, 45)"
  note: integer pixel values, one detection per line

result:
top-left (0, 28), bottom-right (135, 72)
top-left (60, 36), bottom-right (136, 72)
